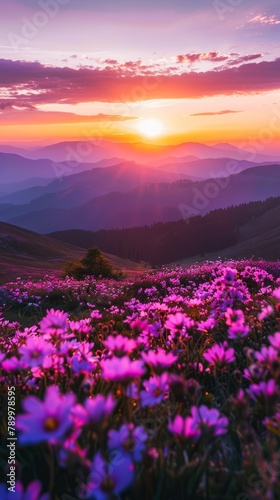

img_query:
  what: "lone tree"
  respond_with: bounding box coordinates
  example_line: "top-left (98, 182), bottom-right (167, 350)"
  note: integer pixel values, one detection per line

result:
top-left (65, 247), bottom-right (114, 279)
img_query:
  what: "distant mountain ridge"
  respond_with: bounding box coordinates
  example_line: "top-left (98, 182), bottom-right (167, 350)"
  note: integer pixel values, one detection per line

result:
top-left (4, 164), bottom-right (280, 233)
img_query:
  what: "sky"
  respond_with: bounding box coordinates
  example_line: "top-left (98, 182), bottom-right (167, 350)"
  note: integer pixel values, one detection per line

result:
top-left (0, 0), bottom-right (280, 149)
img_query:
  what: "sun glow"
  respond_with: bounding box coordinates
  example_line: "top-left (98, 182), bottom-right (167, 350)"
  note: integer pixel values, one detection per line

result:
top-left (137, 118), bottom-right (164, 138)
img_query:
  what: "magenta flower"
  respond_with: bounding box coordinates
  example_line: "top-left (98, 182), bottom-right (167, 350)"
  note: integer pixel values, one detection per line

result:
top-left (140, 372), bottom-right (169, 407)
top-left (168, 414), bottom-right (200, 441)
top-left (103, 335), bottom-right (137, 356)
top-left (203, 342), bottom-right (235, 369)
top-left (39, 309), bottom-right (69, 338)
top-left (19, 337), bottom-right (52, 368)
top-left (228, 323), bottom-right (249, 339)
top-left (100, 356), bottom-right (145, 382)
top-left (108, 423), bottom-right (148, 462)
top-left (247, 379), bottom-right (279, 402)
top-left (0, 481), bottom-right (49, 500)
top-left (164, 313), bottom-right (194, 335)
top-left (141, 348), bottom-right (178, 372)
top-left (16, 386), bottom-right (75, 445)
top-left (197, 318), bottom-right (216, 332)
top-left (273, 288), bottom-right (280, 301)
top-left (258, 305), bottom-right (274, 321)
top-left (268, 332), bottom-right (280, 349)
top-left (169, 405), bottom-right (228, 441)
top-left (225, 308), bottom-right (245, 326)
top-left (72, 394), bottom-right (115, 427)
top-left (254, 346), bottom-right (278, 365)
top-left (87, 452), bottom-right (134, 499)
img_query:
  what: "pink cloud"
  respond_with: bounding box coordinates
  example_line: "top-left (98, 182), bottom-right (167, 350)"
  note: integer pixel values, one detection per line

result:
top-left (227, 54), bottom-right (263, 66)
top-left (177, 51), bottom-right (229, 63)
top-left (249, 14), bottom-right (280, 25)
top-left (0, 57), bottom-right (280, 106)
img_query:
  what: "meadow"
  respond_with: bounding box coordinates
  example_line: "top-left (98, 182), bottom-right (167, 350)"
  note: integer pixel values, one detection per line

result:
top-left (0, 259), bottom-right (280, 499)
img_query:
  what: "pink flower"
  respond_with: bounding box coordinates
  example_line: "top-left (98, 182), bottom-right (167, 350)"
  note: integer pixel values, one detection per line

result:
top-left (40, 309), bottom-right (69, 338)
top-left (228, 323), bottom-right (249, 339)
top-left (258, 305), bottom-right (274, 321)
top-left (169, 405), bottom-right (228, 441)
top-left (16, 386), bottom-right (76, 445)
top-left (100, 356), bottom-right (145, 382)
top-left (165, 313), bottom-right (194, 334)
top-left (103, 335), bottom-right (137, 356)
top-left (72, 394), bottom-right (115, 427)
top-left (168, 414), bottom-right (199, 441)
top-left (225, 308), bottom-right (245, 326)
top-left (203, 342), bottom-right (235, 369)
top-left (141, 348), bottom-right (178, 372)
top-left (272, 288), bottom-right (280, 301)
top-left (268, 332), bottom-right (280, 349)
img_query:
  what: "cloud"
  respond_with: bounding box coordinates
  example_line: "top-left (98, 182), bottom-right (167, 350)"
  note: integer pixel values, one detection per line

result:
top-left (0, 108), bottom-right (137, 124)
top-left (190, 110), bottom-right (241, 117)
top-left (177, 51), bottom-right (229, 63)
top-left (248, 14), bottom-right (280, 25)
top-left (226, 54), bottom-right (263, 66)
top-left (0, 57), bottom-right (280, 106)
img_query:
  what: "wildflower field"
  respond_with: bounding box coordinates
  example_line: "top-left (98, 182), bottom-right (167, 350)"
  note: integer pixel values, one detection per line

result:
top-left (1, 259), bottom-right (280, 499)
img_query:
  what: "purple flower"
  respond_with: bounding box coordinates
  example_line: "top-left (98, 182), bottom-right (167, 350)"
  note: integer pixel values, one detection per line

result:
top-left (203, 342), bottom-right (235, 369)
top-left (193, 405), bottom-right (228, 437)
top-left (16, 386), bottom-right (75, 445)
top-left (141, 348), bottom-right (178, 372)
top-left (140, 372), bottom-right (169, 407)
top-left (223, 268), bottom-right (237, 284)
top-left (87, 452), bottom-right (134, 499)
top-left (72, 394), bottom-right (115, 427)
top-left (19, 337), bottom-right (52, 368)
top-left (100, 356), bottom-right (145, 382)
top-left (0, 481), bottom-right (49, 500)
top-left (108, 423), bottom-right (148, 462)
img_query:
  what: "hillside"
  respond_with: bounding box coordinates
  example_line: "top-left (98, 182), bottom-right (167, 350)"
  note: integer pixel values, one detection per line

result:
top-left (177, 203), bottom-right (280, 264)
top-left (0, 222), bottom-right (147, 283)
top-left (49, 197), bottom-right (280, 266)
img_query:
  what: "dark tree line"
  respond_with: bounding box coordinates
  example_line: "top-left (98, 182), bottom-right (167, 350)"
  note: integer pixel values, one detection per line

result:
top-left (51, 197), bottom-right (280, 266)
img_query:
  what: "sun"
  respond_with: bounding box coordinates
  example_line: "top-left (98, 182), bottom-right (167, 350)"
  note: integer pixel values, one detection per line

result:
top-left (137, 118), bottom-right (164, 138)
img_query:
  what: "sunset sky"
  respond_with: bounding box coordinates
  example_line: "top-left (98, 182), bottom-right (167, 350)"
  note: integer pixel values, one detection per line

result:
top-left (1, 0), bottom-right (280, 149)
